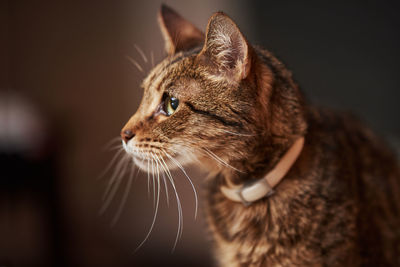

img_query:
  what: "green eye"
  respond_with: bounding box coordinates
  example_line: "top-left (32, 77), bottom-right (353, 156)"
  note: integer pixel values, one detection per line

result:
top-left (165, 96), bottom-right (179, 116)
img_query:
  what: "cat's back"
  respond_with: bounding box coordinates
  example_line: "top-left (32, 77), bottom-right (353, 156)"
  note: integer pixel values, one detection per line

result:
top-left (306, 107), bottom-right (400, 265)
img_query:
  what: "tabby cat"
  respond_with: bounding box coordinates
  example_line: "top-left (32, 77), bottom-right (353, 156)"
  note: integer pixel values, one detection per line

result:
top-left (121, 5), bottom-right (400, 266)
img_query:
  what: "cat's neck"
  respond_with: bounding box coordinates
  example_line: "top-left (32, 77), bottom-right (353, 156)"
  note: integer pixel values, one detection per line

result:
top-left (221, 136), bottom-right (305, 204)
top-left (219, 136), bottom-right (297, 187)
top-left (221, 48), bottom-right (307, 186)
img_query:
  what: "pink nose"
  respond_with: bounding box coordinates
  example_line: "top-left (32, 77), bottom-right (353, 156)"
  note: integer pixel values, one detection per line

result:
top-left (121, 129), bottom-right (135, 143)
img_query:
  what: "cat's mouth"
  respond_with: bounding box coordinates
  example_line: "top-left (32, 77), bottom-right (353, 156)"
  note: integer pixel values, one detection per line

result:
top-left (122, 141), bottom-right (182, 174)
top-left (121, 137), bottom-right (201, 176)
top-left (131, 155), bottom-right (170, 174)
top-left (130, 152), bottom-right (197, 174)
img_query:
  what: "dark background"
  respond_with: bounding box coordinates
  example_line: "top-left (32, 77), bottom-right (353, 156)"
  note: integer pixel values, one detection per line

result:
top-left (1, 1), bottom-right (399, 266)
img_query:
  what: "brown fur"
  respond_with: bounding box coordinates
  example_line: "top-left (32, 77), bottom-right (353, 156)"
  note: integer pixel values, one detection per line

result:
top-left (121, 5), bottom-right (400, 266)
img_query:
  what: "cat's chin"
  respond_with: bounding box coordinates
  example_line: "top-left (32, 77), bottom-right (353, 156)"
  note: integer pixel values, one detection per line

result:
top-left (130, 154), bottom-right (183, 174)
top-left (128, 151), bottom-right (198, 174)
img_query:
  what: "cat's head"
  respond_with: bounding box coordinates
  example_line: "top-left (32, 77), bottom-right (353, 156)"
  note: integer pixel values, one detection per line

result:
top-left (121, 5), bottom-right (305, 175)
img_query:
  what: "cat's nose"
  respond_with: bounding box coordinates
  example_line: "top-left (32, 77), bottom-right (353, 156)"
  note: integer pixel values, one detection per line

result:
top-left (121, 129), bottom-right (135, 143)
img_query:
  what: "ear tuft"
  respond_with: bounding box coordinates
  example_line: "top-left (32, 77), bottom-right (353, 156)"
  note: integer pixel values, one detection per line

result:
top-left (158, 4), bottom-right (204, 55)
top-left (200, 12), bottom-right (251, 80)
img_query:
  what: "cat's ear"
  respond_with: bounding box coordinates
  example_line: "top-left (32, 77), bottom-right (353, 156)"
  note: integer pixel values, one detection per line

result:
top-left (198, 12), bottom-right (251, 81)
top-left (158, 4), bottom-right (204, 55)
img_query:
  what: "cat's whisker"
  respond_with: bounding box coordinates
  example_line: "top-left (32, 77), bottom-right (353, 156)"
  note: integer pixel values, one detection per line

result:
top-left (155, 153), bottom-right (183, 251)
top-left (151, 155), bottom-right (156, 208)
top-left (190, 127), bottom-right (254, 137)
top-left (154, 154), bottom-right (162, 233)
top-left (220, 129), bottom-right (255, 137)
top-left (163, 150), bottom-right (198, 219)
top-left (102, 136), bottom-right (122, 151)
top-left (162, 172), bottom-right (170, 207)
top-left (202, 147), bottom-right (244, 173)
top-left (97, 148), bottom-right (125, 181)
top-left (126, 55), bottom-right (144, 73)
top-left (135, 157), bottom-right (144, 179)
top-left (102, 154), bottom-right (129, 201)
top-left (135, 154), bottom-right (160, 252)
top-left (168, 140), bottom-right (244, 174)
top-left (156, 157), bottom-right (162, 217)
top-left (158, 163), bottom-right (183, 249)
top-left (147, 158), bottom-right (151, 198)
top-left (150, 51), bottom-right (155, 68)
top-left (177, 136), bottom-right (251, 169)
top-left (107, 144), bottom-right (124, 151)
top-left (134, 44), bottom-right (148, 63)
top-left (156, 154), bottom-right (171, 207)
top-left (100, 155), bottom-right (130, 215)
top-left (111, 163), bottom-right (135, 227)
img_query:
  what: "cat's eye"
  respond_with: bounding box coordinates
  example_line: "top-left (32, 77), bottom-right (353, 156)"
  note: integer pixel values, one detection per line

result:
top-left (164, 96), bottom-right (179, 116)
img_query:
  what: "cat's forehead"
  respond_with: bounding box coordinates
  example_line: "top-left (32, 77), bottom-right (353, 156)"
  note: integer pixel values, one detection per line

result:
top-left (141, 54), bottom-right (202, 97)
top-left (142, 47), bottom-right (204, 87)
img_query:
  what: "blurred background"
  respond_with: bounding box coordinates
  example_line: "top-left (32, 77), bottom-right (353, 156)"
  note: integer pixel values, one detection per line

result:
top-left (1, 0), bottom-right (399, 266)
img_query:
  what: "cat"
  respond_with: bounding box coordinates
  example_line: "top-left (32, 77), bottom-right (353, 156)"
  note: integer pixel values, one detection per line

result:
top-left (120, 4), bottom-right (400, 267)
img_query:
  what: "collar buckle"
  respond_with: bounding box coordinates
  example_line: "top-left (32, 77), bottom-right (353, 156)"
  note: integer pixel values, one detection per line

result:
top-left (235, 178), bottom-right (275, 206)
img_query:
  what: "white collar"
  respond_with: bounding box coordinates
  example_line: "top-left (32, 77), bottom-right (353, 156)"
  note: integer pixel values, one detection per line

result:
top-left (220, 137), bottom-right (305, 206)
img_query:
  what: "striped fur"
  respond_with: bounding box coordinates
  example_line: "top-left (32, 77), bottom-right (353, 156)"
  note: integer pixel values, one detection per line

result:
top-left (121, 6), bottom-right (400, 266)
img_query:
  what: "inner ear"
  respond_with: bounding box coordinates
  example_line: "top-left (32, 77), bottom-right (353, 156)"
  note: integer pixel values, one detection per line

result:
top-left (198, 12), bottom-right (251, 81)
top-left (158, 4), bottom-right (204, 55)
